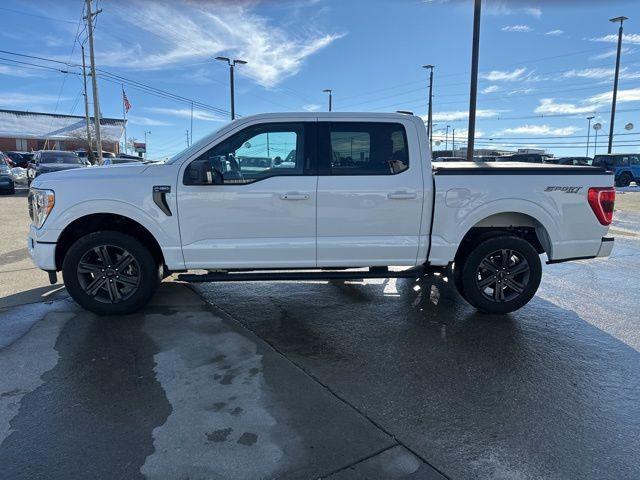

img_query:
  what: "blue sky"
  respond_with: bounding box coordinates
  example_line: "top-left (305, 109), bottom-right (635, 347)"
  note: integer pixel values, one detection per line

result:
top-left (0, 0), bottom-right (639, 158)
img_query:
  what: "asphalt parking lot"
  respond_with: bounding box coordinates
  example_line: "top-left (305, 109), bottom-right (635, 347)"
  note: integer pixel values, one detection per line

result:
top-left (1, 187), bottom-right (639, 479)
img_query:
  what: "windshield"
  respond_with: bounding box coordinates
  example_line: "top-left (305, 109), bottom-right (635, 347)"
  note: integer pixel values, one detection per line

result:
top-left (40, 152), bottom-right (82, 164)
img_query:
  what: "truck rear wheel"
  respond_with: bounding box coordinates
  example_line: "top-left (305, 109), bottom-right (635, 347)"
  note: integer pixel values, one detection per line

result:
top-left (616, 173), bottom-right (632, 187)
top-left (460, 235), bottom-right (541, 314)
top-left (62, 231), bottom-right (161, 315)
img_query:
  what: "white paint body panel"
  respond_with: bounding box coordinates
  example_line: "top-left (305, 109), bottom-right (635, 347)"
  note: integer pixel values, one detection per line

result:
top-left (27, 112), bottom-right (613, 275)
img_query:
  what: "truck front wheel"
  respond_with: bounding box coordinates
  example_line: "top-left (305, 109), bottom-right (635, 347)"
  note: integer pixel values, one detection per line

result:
top-left (460, 235), bottom-right (542, 314)
top-left (62, 231), bottom-right (161, 315)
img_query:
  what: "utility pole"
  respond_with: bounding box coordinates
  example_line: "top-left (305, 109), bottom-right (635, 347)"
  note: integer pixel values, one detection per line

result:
top-left (186, 130), bottom-right (190, 147)
top-left (608, 16), bottom-right (628, 154)
top-left (586, 116), bottom-right (594, 157)
top-left (190, 101), bottom-right (194, 146)
top-left (215, 57), bottom-right (247, 120)
top-left (466, 0), bottom-right (482, 161)
top-left (452, 128), bottom-right (456, 155)
top-left (80, 45), bottom-right (93, 162)
top-left (422, 65), bottom-right (434, 152)
top-left (323, 89), bottom-right (333, 112)
top-left (445, 125), bottom-right (450, 154)
top-left (85, 0), bottom-right (103, 165)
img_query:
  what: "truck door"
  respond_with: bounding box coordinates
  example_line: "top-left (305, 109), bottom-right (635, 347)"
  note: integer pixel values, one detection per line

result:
top-left (315, 120), bottom-right (424, 267)
top-left (177, 121), bottom-right (317, 269)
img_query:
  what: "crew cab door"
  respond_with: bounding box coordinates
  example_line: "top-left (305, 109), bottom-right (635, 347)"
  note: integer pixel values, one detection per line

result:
top-left (177, 121), bottom-right (317, 269)
top-left (316, 120), bottom-right (425, 267)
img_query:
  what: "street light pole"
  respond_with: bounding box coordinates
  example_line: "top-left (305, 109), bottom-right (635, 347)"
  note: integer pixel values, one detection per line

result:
top-left (608, 16), bottom-right (628, 154)
top-left (215, 56), bottom-right (247, 120)
top-left (586, 116), bottom-right (594, 157)
top-left (452, 128), bottom-right (455, 155)
top-left (445, 125), bottom-right (450, 154)
top-left (466, 0), bottom-right (482, 161)
top-left (422, 65), bottom-right (434, 152)
top-left (323, 89), bottom-right (333, 111)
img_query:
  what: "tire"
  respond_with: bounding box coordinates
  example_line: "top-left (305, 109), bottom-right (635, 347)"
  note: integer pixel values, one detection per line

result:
top-left (616, 173), bottom-right (632, 187)
top-left (461, 235), bottom-right (542, 314)
top-left (62, 231), bottom-right (161, 315)
top-left (451, 260), bottom-right (467, 301)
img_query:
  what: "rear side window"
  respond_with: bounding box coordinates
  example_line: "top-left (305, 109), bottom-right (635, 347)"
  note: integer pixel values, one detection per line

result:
top-left (630, 155), bottom-right (640, 165)
top-left (322, 122), bottom-right (409, 175)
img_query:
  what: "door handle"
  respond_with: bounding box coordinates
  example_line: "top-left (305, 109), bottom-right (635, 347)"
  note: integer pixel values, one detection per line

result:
top-left (280, 192), bottom-right (310, 200)
top-left (387, 191), bottom-right (417, 200)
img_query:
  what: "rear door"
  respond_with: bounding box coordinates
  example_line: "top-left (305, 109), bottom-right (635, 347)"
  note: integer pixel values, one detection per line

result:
top-left (316, 120), bottom-right (424, 267)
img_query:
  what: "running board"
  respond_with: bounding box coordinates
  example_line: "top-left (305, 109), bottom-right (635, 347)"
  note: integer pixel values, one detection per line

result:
top-left (177, 266), bottom-right (425, 283)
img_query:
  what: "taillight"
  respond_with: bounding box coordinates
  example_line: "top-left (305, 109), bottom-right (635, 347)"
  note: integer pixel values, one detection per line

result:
top-left (588, 187), bottom-right (615, 225)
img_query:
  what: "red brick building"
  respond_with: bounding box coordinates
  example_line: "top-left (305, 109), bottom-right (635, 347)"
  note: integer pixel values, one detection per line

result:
top-left (0, 109), bottom-right (125, 153)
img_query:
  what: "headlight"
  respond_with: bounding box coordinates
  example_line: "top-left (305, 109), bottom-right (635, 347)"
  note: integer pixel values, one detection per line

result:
top-left (29, 188), bottom-right (55, 228)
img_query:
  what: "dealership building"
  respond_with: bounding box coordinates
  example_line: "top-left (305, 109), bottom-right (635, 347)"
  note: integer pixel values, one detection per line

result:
top-left (0, 109), bottom-right (125, 153)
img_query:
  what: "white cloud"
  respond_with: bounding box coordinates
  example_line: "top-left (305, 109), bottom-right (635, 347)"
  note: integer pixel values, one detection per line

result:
top-left (591, 33), bottom-right (640, 45)
top-left (545, 29), bottom-right (564, 36)
top-left (0, 92), bottom-right (70, 107)
top-left (562, 67), bottom-right (640, 80)
top-left (104, 1), bottom-right (343, 88)
top-left (534, 87), bottom-right (640, 115)
top-left (127, 115), bottom-right (172, 127)
top-left (0, 65), bottom-right (42, 78)
top-left (497, 125), bottom-right (580, 136)
top-left (589, 47), bottom-right (634, 60)
top-left (524, 8), bottom-right (542, 18)
top-left (302, 104), bottom-right (321, 112)
top-left (481, 85), bottom-right (501, 94)
top-left (481, 67), bottom-right (527, 82)
top-left (147, 107), bottom-right (226, 122)
top-left (508, 88), bottom-right (536, 95)
top-left (431, 109), bottom-right (504, 122)
top-left (501, 25), bottom-right (532, 33)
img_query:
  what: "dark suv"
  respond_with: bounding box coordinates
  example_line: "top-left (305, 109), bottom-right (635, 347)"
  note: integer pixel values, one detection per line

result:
top-left (27, 150), bottom-right (86, 185)
top-left (593, 153), bottom-right (640, 187)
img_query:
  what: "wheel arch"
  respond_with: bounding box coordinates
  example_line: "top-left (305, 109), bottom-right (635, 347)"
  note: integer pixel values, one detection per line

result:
top-left (55, 213), bottom-right (165, 271)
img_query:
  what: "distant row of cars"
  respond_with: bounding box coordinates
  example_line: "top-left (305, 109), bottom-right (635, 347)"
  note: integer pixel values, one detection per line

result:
top-left (434, 152), bottom-right (640, 187)
top-left (0, 149), bottom-right (146, 194)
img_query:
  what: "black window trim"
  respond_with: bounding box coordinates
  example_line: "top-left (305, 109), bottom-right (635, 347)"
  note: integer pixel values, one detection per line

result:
top-left (317, 121), bottom-right (410, 176)
top-left (183, 121), bottom-right (318, 186)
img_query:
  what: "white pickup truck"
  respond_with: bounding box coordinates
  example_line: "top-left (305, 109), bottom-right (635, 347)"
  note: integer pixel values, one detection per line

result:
top-left (27, 112), bottom-right (615, 315)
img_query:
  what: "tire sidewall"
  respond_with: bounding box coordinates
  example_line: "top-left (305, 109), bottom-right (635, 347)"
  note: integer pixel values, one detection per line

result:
top-left (62, 231), bottom-right (160, 315)
top-left (617, 173), bottom-right (631, 187)
top-left (461, 235), bottom-right (542, 314)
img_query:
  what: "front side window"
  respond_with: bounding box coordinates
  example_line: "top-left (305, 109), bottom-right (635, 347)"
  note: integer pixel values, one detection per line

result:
top-left (185, 122), bottom-right (306, 185)
top-left (325, 122), bottom-right (408, 175)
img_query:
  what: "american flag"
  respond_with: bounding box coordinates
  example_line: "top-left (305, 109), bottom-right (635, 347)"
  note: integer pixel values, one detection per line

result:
top-left (122, 88), bottom-right (132, 113)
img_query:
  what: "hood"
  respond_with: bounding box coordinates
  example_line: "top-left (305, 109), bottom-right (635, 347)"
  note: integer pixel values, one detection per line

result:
top-left (32, 163), bottom-right (150, 187)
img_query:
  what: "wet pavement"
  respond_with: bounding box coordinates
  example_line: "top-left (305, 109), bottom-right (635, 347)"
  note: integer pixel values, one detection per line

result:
top-left (1, 191), bottom-right (639, 479)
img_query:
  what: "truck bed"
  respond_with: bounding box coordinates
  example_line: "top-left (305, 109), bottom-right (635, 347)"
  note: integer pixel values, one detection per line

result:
top-left (433, 161), bottom-right (610, 175)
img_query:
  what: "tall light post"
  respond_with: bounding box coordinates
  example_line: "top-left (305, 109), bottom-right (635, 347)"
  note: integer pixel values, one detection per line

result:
top-left (144, 130), bottom-right (151, 159)
top-left (607, 16), bottom-right (628, 153)
top-left (422, 65), bottom-right (434, 152)
top-left (452, 128), bottom-right (456, 155)
top-left (466, 0), bottom-right (482, 161)
top-left (586, 116), bottom-right (594, 157)
top-left (215, 56), bottom-right (247, 120)
top-left (445, 125), bottom-right (450, 154)
top-left (593, 122), bottom-right (602, 155)
top-left (323, 89), bottom-right (333, 111)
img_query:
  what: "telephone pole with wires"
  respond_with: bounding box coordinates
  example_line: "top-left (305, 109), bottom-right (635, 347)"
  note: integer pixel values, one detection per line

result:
top-left (81, 45), bottom-right (93, 162)
top-left (85, 0), bottom-right (103, 165)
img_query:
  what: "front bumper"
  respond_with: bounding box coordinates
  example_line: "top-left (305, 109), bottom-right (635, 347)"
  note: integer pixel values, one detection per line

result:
top-left (28, 225), bottom-right (58, 271)
top-left (596, 237), bottom-right (614, 258)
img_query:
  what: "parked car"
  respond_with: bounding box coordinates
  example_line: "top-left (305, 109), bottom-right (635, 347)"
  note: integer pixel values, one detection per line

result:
top-left (592, 153), bottom-right (640, 187)
top-left (28, 112), bottom-right (615, 316)
top-left (0, 156), bottom-right (15, 194)
top-left (545, 157), bottom-right (592, 166)
top-left (495, 153), bottom-right (552, 163)
top-left (474, 156), bottom-right (498, 162)
top-left (5, 151), bottom-right (33, 168)
top-left (27, 150), bottom-right (86, 185)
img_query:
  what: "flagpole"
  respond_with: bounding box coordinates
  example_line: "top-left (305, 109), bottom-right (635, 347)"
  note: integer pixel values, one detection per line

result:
top-left (122, 84), bottom-right (127, 154)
